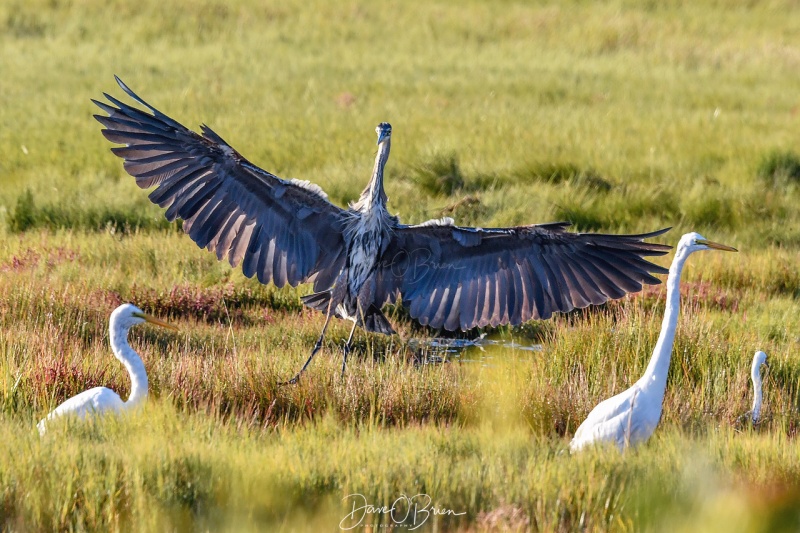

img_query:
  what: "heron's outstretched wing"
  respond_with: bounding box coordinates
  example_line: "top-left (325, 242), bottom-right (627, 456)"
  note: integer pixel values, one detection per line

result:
top-left (374, 222), bottom-right (670, 330)
top-left (93, 77), bottom-right (347, 290)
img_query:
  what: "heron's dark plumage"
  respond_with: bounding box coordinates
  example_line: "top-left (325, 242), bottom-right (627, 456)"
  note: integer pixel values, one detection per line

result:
top-left (372, 225), bottom-right (669, 330)
top-left (94, 77), bottom-right (347, 293)
top-left (95, 77), bottom-right (671, 380)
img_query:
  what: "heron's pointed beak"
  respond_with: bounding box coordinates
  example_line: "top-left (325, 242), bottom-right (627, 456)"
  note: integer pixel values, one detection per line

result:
top-left (135, 312), bottom-right (178, 331)
top-left (377, 131), bottom-right (389, 145)
top-left (697, 239), bottom-right (738, 252)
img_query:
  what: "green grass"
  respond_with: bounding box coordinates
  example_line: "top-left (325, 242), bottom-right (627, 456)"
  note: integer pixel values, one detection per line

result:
top-left (2, 0), bottom-right (800, 530)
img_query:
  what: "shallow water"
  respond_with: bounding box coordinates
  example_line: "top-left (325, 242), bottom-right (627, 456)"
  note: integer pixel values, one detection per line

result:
top-left (408, 335), bottom-right (543, 365)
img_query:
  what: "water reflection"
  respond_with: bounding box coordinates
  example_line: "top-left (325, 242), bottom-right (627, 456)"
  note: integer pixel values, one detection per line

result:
top-left (408, 334), bottom-right (543, 365)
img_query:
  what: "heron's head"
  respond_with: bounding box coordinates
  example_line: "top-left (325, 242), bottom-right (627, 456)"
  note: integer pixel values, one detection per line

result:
top-left (752, 350), bottom-right (769, 373)
top-left (376, 122), bottom-right (392, 145)
top-left (678, 232), bottom-right (738, 255)
top-left (111, 303), bottom-right (178, 331)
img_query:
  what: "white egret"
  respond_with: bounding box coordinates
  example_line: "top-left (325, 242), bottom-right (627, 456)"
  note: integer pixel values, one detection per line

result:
top-left (569, 233), bottom-right (737, 452)
top-left (37, 304), bottom-right (176, 435)
top-left (750, 350), bottom-right (769, 424)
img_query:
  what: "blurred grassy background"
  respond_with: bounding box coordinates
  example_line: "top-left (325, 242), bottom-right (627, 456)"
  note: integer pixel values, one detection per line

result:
top-left (1, 0), bottom-right (799, 530)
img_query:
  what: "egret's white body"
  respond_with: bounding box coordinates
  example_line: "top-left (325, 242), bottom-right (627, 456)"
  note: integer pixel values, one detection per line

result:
top-left (570, 233), bottom-right (737, 452)
top-left (750, 350), bottom-right (769, 424)
top-left (37, 304), bottom-right (175, 435)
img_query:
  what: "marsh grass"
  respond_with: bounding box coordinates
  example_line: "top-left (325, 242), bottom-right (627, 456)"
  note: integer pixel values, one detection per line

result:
top-left (757, 151), bottom-right (800, 189)
top-left (7, 189), bottom-right (176, 234)
top-left (2, 0), bottom-right (800, 530)
top-left (3, 404), bottom-right (800, 532)
top-left (409, 153), bottom-right (469, 197)
top-left (2, 247), bottom-right (799, 529)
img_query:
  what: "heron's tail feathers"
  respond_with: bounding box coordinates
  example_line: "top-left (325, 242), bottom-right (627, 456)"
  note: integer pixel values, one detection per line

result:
top-left (360, 305), bottom-right (396, 335)
top-left (301, 292), bottom-right (395, 335)
top-left (300, 291), bottom-right (332, 313)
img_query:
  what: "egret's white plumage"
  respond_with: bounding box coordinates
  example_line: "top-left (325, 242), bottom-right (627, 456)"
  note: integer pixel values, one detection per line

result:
top-left (750, 350), bottom-right (769, 424)
top-left (570, 233), bottom-right (737, 452)
top-left (37, 304), bottom-right (176, 435)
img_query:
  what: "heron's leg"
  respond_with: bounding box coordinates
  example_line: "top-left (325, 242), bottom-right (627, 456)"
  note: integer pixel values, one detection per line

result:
top-left (341, 321), bottom-right (358, 378)
top-left (280, 312), bottom-right (334, 385)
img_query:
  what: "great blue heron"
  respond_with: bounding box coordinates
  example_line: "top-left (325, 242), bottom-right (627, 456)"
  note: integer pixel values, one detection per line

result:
top-left (750, 350), bottom-right (769, 424)
top-left (95, 76), bottom-right (672, 383)
top-left (38, 304), bottom-right (176, 435)
top-left (569, 233), bottom-right (737, 452)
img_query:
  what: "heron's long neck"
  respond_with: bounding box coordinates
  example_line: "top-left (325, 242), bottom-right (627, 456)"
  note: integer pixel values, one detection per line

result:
top-left (109, 320), bottom-right (148, 407)
top-left (354, 139), bottom-right (390, 213)
top-left (640, 250), bottom-right (688, 394)
top-left (751, 366), bottom-right (763, 422)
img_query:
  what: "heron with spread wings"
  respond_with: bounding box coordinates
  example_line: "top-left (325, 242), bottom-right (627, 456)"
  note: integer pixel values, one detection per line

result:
top-left (94, 77), bottom-right (671, 383)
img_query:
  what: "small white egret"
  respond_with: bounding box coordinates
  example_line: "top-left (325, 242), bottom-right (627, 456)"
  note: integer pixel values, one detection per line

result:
top-left (570, 233), bottom-right (737, 452)
top-left (37, 304), bottom-right (176, 435)
top-left (750, 350), bottom-right (769, 424)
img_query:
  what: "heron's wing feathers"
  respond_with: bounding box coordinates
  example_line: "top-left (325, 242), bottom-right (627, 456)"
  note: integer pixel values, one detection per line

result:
top-left (375, 223), bottom-right (670, 330)
top-left (94, 77), bottom-right (347, 290)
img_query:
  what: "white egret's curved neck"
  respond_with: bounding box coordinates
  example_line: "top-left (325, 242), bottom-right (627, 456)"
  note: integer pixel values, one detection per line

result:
top-left (641, 246), bottom-right (690, 393)
top-left (353, 138), bottom-right (390, 213)
top-left (751, 366), bottom-right (763, 423)
top-left (109, 316), bottom-right (148, 407)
